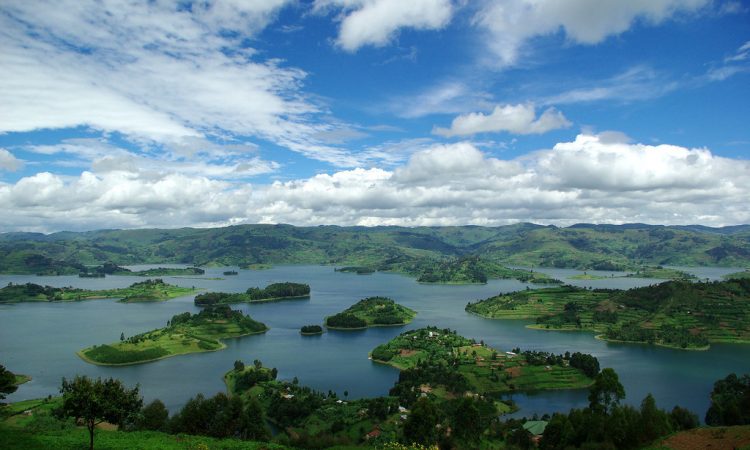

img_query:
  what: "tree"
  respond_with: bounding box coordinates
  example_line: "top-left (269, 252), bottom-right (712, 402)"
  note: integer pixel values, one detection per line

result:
top-left (234, 360), bottom-right (245, 372)
top-left (60, 376), bottom-right (142, 450)
top-left (705, 372), bottom-right (750, 425)
top-left (588, 368), bottom-right (625, 414)
top-left (253, 359), bottom-right (262, 370)
top-left (0, 364), bottom-right (18, 400)
top-left (137, 399), bottom-right (169, 431)
top-left (449, 397), bottom-right (482, 443)
top-left (403, 397), bottom-right (441, 446)
top-left (639, 394), bottom-right (672, 444)
top-left (120, 332), bottom-right (125, 341)
top-left (243, 396), bottom-right (270, 441)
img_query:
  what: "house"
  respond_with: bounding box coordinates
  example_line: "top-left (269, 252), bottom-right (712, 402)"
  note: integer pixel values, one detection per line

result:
top-left (281, 393), bottom-right (294, 399)
top-left (365, 426), bottom-right (381, 440)
top-left (523, 420), bottom-right (548, 444)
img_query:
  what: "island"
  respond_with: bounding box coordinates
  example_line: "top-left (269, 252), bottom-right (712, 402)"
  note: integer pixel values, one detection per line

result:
top-left (0, 279), bottom-right (198, 303)
top-left (724, 269), bottom-right (750, 280)
top-left (334, 266), bottom-right (375, 274)
top-left (325, 297), bottom-right (416, 329)
top-left (413, 256), bottom-right (561, 285)
top-left (223, 270), bottom-right (238, 276)
top-left (624, 266), bottom-right (695, 280)
top-left (77, 305), bottom-right (268, 365)
top-left (466, 279), bottom-right (750, 350)
top-left (194, 282), bottom-right (310, 306)
top-left (300, 324), bottom-right (323, 335)
top-left (371, 327), bottom-right (597, 405)
top-left (79, 263), bottom-right (205, 277)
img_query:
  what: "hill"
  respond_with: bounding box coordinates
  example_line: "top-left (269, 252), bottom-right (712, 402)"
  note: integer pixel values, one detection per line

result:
top-left (325, 297), bottom-right (416, 329)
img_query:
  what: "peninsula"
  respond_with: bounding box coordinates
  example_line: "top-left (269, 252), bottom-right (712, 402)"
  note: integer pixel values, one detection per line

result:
top-left (194, 282), bottom-right (310, 306)
top-left (371, 327), bottom-right (597, 402)
top-left (325, 297), bottom-right (416, 329)
top-left (0, 279), bottom-right (198, 303)
top-left (466, 279), bottom-right (750, 349)
top-left (78, 305), bottom-right (268, 365)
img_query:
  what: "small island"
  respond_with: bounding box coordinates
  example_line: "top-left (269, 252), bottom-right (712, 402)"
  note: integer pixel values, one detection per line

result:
top-left (194, 282), bottom-right (310, 306)
top-left (78, 305), bottom-right (268, 365)
top-left (300, 324), bottom-right (323, 335)
top-left (0, 279), bottom-right (198, 303)
top-left (325, 297), bottom-right (416, 329)
top-left (624, 266), bottom-right (695, 280)
top-left (223, 270), bottom-right (239, 276)
top-left (371, 327), bottom-right (597, 402)
top-left (334, 266), bottom-right (375, 275)
top-left (466, 279), bottom-right (750, 350)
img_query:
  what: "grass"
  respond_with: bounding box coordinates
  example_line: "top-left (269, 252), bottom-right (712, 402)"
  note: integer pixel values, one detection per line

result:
top-left (646, 425), bottom-right (750, 450)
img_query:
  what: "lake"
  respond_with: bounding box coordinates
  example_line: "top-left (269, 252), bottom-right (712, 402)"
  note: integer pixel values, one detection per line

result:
top-left (1, 265), bottom-right (748, 421)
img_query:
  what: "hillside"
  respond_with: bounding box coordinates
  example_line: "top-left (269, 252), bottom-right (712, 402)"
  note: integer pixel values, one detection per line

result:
top-left (1, 223), bottom-right (749, 275)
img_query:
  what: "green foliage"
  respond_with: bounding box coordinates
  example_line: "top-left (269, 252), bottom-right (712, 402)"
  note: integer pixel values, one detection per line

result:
top-left (588, 368), bottom-right (625, 414)
top-left (135, 399), bottom-right (169, 432)
top-left (0, 364), bottom-right (18, 400)
top-left (403, 397), bottom-right (441, 446)
top-left (169, 392), bottom-right (270, 441)
top-left (82, 345), bottom-right (169, 365)
top-left (300, 324), bottom-right (323, 334)
top-left (0, 279), bottom-right (197, 304)
top-left (705, 372), bottom-right (750, 426)
top-left (59, 376), bottom-right (142, 450)
top-left (194, 282), bottom-right (310, 306)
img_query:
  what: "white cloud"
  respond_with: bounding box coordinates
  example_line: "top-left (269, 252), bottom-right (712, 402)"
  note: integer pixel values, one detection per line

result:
top-left (0, 0), bottom-right (366, 167)
top-left (0, 148), bottom-right (22, 171)
top-left (2, 134), bottom-right (748, 231)
top-left (315, 0), bottom-right (454, 52)
top-left (475, 0), bottom-right (710, 65)
top-left (433, 103), bottom-right (571, 137)
top-left (389, 81), bottom-right (494, 119)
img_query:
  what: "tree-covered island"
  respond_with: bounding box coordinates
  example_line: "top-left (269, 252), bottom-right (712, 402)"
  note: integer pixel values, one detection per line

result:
top-left (300, 325), bottom-right (324, 335)
top-left (371, 327), bottom-right (597, 405)
top-left (0, 279), bottom-right (198, 304)
top-left (466, 279), bottom-right (750, 350)
top-left (194, 282), bottom-right (310, 306)
top-left (325, 297), bottom-right (416, 329)
top-left (410, 256), bottom-right (561, 284)
top-left (79, 263), bottom-right (205, 277)
top-left (78, 305), bottom-right (268, 365)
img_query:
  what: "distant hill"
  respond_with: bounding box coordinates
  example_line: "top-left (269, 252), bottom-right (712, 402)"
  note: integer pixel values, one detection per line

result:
top-left (0, 223), bottom-right (749, 274)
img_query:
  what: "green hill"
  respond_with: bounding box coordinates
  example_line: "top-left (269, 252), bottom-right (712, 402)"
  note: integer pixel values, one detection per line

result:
top-left (466, 279), bottom-right (750, 349)
top-left (325, 297), bottom-right (416, 329)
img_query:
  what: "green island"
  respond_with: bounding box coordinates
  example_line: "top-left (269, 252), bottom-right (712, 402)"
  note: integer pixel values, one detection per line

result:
top-left (300, 325), bottom-right (324, 335)
top-left (413, 256), bottom-right (562, 284)
top-left (371, 327), bottom-right (597, 401)
top-left (325, 297), bottom-right (416, 329)
top-left (78, 262), bottom-right (205, 278)
top-left (724, 269), bottom-right (750, 280)
top-left (624, 266), bottom-right (696, 280)
top-left (242, 263), bottom-right (273, 270)
top-left (0, 279), bottom-right (198, 304)
top-left (77, 305), bottom-right (268, 365)
top-left (334, 266), bottom-right (376, 274)
top-left (466, 279), bottom-right (750, 349)
top-left (223, 270), bottom-right (239, 275)
top-left (194, 282), bottom-right (310, 306)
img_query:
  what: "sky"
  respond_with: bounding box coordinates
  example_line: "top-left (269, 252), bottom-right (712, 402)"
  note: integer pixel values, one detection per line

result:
top-left (1, 0), bottom-right (749, 233)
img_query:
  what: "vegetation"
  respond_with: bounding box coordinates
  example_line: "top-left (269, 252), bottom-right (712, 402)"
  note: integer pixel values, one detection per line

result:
top-left (0, 365), bottom-right (19, 400)
top-left (194, 282), bottom-right (310, 306)
top-left (624, 265), bottom-right (696, 280)
top-left (3, 223), bottom-right (749, 277)
top-left (301, 324), bottom-right (324, 335)
top-left (78, 305), bottom-right (268, 365)
top-left (325, 297), bottom-right (416, 329)
top-left (466, 279), bottom-right (750, 349)
top-left (0, 279), bottom-right (198, 304)
top-left (59, 375), bottom-right (142, 450)
top-left (372, 327), bottom-right (596, 407)
top-left (724, 269), bottom-right (750, 280)
top-left (223, 270), bottom-right (238, 275)
top-left (704, 372), bottom-right (750, 426)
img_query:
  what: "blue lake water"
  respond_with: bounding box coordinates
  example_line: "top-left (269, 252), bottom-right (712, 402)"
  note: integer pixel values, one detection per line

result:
top-left (1, 265), bottom-right (748, 420)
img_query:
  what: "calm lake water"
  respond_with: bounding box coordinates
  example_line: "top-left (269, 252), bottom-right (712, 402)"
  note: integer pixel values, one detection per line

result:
top-left (1, 265), bottom-right (748, 421)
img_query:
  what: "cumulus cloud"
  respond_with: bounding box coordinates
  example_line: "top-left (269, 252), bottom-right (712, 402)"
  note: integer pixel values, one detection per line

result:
top-left (315, 0), bottom-right (454, 52)
top-left (0, 0), bottom-right (366, 167)
top-left (2, 134), bottom-right (749, 232)
top-left (475, 0), bottom-right (709, 65)
top-left (0, 149), bottom-right (22, 171)
top-left (433, 103), bottom-right (571, 137)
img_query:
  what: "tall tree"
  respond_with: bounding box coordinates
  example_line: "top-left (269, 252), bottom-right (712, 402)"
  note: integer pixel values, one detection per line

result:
top-left (403, 397), bottom-right (441, 446)
top-left (0, 364), bottom-right (18, 400)
top-left (588, 368), bottom-right (625, 414)
top-left (60, 376), bottom-right (142, 450)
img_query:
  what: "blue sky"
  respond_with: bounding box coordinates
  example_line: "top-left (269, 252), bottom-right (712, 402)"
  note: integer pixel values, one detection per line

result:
top-left (0, 0), bottom-right (749, 232)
